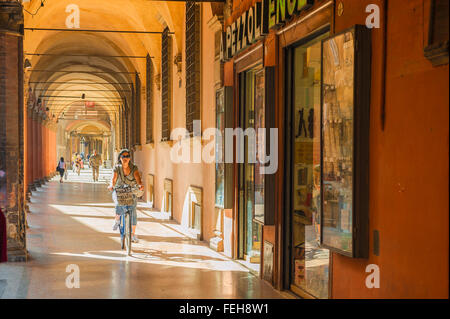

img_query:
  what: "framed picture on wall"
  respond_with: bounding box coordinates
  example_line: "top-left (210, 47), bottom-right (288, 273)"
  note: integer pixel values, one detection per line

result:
top-left (320, 25), bottom-right (371, 258)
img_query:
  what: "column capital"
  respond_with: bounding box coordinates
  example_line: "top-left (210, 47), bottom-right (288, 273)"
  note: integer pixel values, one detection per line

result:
top-left (0, 1), bottom-right (24, 36)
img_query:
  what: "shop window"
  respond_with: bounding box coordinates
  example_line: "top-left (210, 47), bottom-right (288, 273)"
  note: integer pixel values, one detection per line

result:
top-left (161, 27), bottom-right (172, 141)
top-left (237, 66), bottom-right (265, 274)
top-left (285, 30), bottom-right (330, 299)
top-left (215, 88), bottom-right (225, 208)
top-left (320, 26), bottom-right (371, 259)
top-left (216, 87), bottom-right (234, 209)
top-left (146, 54), bottom-right (154, 144)
top-left (185, 1), bottom-right (201, 135)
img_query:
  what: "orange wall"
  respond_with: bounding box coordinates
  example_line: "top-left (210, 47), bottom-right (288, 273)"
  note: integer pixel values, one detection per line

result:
top-left (225, 0), bottom-right (448, 298)
top-left (332, 0), bottom-right (449, 298)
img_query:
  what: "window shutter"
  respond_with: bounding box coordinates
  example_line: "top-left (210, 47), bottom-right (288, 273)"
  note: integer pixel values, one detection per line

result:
top-left (185, 1), bottom-right (201, 134)
top-left (135, 72), bottom-right (141, 146)
top-left (124, 97), bottom-right (130, 149)
top-left (161, 27), bottom-right (172, 141)
top-left (121, 104), bottom-right (126, 148)
top-left (146, 54), bottom-right (154, 143)
top-left (130, 83), bottom-right (135, 147)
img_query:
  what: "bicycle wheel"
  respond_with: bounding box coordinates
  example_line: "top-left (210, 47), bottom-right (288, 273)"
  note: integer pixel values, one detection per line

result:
top-left (125, 212), bottom-right (132, 256)
top-left (120, 215), bottom-right (125, 250)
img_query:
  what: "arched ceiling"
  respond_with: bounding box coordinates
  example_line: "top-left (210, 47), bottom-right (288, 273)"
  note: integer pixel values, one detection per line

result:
top-left (66, 120), bottom-right (111, 133)
top-left (22, 0), bottom-right (185, 133)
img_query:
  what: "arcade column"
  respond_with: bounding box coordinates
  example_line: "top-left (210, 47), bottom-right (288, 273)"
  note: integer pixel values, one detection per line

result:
top-left (32, 112), bottom-right (39, 189)
top-left (26, 105), bottom-right (33, 196)
top-left (0, 1), bottom-right (27, 261)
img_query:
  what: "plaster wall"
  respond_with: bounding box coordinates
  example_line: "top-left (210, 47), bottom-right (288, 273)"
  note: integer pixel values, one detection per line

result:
top-left (331, 0), bottom-right (449, 299)
top-left (135, 4), bottom-right (218, 242)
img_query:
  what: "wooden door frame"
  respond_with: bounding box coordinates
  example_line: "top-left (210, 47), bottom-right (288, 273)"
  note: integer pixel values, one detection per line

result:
top-left (232, 42), bottom-right (264, 264)
top-left (276, 4), bottom-right (333, 295)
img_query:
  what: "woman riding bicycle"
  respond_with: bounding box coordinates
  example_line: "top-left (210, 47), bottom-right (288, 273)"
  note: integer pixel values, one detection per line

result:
top-left (108, 149), bottom-right (144, 243)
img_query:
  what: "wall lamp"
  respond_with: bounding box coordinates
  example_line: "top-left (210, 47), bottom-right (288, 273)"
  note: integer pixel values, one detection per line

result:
top-left (24, 59), bottom-right (32, 69)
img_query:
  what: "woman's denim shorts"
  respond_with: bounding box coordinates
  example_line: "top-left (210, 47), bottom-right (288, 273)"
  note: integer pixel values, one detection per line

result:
top-left (115, 205), bottom-right (137, 226)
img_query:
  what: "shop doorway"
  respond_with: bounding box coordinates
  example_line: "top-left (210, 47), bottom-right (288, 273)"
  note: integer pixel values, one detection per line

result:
top-left (284, 30), bottom-right (330, 298)
top-left (237, 65), bottom-right (265, 274)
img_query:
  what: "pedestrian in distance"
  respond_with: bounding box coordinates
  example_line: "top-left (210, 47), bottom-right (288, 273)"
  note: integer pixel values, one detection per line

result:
top-left (57, 157), bottom-right (66, 183)
top-left (89, 150), bottom-right (102, 182)
top-left (75, 155), bottom-right (82, 176)
top-left (72, 152), bottom-right (78, 172)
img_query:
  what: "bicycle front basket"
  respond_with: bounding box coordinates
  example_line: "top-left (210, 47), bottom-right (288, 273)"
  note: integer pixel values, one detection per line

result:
top-left (115, 187), bottom-right (135, 206)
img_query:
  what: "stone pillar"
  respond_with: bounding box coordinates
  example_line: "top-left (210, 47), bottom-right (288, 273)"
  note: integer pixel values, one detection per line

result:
top-left (0, 1), bottom-right (26, 261)
top-left (32, 114), bottom-right (39, 188)
top-left (48, 122), bottom-right (56, 178)
top-left (43, 123), bottom-right (48, 180)
top-left (35, 117), bottom-right (41, 186)
top-left (26, 110), bottom-right (33, 194)
top-left (38, 119), bottom-right (44, 184)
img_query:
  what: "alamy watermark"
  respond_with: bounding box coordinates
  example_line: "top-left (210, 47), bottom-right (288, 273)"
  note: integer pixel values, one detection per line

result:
top-left (169, 120), bottom-right (278, 174)
top-left (366, 4), bottom-right (380, 29)
top-left (65, 264), bottom-right (80, 288)
top-left (65, 4), bottom-right (80, 29)
top-left (365, 264), bottom-right (380, 289)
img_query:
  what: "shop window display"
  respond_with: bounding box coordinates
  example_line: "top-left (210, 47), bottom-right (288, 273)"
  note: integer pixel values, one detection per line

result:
top-left (238, 66), bottom-right (265, 272)
top-left (290, 33), bottom-right (329, 299)
top-left (321, 30), bottom-right (355, 253)
top-left (320, 26), bottom-right (371, 258)
top-left (244, 67), bottom-right (264, 266)
top-left (215, 89), bottom-right (225, 208)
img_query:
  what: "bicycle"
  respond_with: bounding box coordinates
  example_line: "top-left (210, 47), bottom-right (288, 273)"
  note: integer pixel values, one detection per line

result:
top-left (113, 185), bottom-right (143, 256)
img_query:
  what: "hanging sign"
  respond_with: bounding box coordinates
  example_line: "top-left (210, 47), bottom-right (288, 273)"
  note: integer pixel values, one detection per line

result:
top-left (221, 0), bottom-right (314, 61)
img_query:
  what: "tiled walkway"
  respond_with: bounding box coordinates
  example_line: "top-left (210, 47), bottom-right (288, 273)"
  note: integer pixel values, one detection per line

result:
top-left (0, 170), bottom-right (285, 299)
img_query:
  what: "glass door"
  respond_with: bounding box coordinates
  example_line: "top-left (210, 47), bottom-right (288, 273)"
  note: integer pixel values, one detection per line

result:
top-left (238, 65), bottom-right (264, 273)
top-left (288, 32), bottom-right (330, 298)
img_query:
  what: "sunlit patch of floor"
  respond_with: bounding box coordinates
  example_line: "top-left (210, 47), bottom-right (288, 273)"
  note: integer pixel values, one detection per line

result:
top-left (0, 177), bottom-right (285, 299)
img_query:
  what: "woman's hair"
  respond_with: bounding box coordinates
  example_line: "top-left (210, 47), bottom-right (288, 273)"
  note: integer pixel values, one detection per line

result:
top-left (116, 149), bottom-right (132, 166)
top-left (60, 157), bottom-right (64, 162)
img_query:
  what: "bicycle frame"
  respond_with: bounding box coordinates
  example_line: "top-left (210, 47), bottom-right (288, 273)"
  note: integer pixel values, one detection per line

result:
top-left (119, 208), bottom-right (132, 256)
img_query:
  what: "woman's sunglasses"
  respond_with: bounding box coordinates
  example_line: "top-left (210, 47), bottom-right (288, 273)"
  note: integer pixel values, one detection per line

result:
top-left (121, 154), bottom-right (131, 158)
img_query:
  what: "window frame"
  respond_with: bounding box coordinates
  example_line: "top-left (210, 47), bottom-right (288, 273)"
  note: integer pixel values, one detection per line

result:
top-left (161, 27), bottom-right (172, 142)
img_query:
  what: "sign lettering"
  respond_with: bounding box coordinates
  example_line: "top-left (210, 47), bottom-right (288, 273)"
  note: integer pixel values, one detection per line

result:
top-left (221, 0), bottom-right (314, 61)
